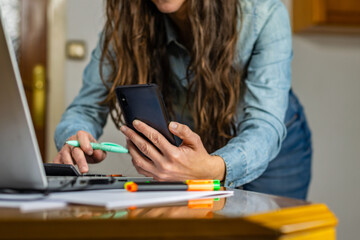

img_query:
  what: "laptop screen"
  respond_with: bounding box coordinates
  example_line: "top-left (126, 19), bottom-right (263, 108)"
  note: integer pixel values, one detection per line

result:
top-left (0, 11), bottom-right (47, 190)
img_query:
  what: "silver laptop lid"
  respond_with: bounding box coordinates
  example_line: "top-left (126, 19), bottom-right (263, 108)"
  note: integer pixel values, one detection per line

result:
top-left (0, 10), bottom-right (47, 190)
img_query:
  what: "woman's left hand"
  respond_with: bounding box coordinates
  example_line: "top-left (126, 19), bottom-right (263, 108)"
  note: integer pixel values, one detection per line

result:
top-left (120, 120), bottom-right (225, 181)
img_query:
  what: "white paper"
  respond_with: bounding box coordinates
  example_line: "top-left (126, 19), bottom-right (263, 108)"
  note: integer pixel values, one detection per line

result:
top-left (0, 199), bottom-right (67, 212)
top-left (49, 189), bottom-right (233, 209)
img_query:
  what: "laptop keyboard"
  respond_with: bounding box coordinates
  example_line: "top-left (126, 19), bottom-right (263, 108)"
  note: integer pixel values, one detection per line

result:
top-left (46, 175), bottom-right (153, 191)
top-left (81, 174), bottom-right (107, 177)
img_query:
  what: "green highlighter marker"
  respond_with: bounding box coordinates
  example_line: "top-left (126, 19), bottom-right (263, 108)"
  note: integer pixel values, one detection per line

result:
top-left (66, 140), bottom-right (128, 153)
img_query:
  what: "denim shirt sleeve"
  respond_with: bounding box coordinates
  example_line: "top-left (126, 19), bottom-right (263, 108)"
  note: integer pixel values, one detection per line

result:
top-left (212, 2), bottom-right (292, 187)
top-left (54, 36), bottom-right (110, 151)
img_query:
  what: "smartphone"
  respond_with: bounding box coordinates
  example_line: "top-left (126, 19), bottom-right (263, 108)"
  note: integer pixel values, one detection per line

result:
top-left (115, 84), bottom-right (180, 147)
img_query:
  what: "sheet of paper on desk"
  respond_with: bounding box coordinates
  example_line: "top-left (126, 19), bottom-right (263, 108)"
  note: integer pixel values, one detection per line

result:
top-left (0, 197), bottom-right (67, 212)
top-left (49, 190), bottom-right (233, 209)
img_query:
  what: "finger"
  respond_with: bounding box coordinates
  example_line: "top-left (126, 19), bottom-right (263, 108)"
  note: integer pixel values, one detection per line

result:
top-left (86, 150), bottom-right (107, 164)
top-left (76, 131), bottom-right (93, 156)
top-left (61, 145), bottom-right (75, 165)
top-left (121, 125), bottom-right (163, 164)
top-left (127, 140), bottom-right (158, 175)
top-left (93, 149), bottom-right (107, 162)
top-left (53, 153), bottom-right (61, 164)
top-left (131, 154), bottom-right (157, 179)
top-left (132, 120), bottom-right (177, 156)
top-left (71, 147), bottom-right (89, 173)
top-left (169, 122), bottom-right (200, 147)
top-left (134, 162), bottom-right (156, 179)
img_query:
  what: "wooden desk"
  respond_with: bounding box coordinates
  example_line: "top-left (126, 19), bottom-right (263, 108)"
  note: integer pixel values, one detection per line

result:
top-left (0, 189), bottom-right (337, 240)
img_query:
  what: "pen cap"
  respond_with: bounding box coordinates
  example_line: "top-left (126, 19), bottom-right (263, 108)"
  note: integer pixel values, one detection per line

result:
top-left (124, 181), bottom-right (136, 191)
top-left (213, 182), bottom-right (221, 191)
top-left (186, 180), bottom-right (221, 191)
top-left (186, 180), bottom-right (221, 185)
top-left (187, 183), bottom-right (219, 191)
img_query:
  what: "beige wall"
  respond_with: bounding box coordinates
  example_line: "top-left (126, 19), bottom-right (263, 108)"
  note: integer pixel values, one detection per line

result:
top-left (62, 1), bottom-right (360, 239)
top-left (282, 1), bottom-right (360, 239)
top-left (292, 33), bottom-right (360, 240)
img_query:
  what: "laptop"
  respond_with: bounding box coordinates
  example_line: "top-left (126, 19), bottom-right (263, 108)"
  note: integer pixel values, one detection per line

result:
top-left (0, 11), bottom-right (150, 192)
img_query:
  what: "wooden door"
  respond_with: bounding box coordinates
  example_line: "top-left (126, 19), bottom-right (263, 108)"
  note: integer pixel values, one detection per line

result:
top-left (327, 0), bottom-right (360, 24)
top-left (18, 0), bottom-right (48, 161)
top-left (293, 0), bottom-right (360, 32)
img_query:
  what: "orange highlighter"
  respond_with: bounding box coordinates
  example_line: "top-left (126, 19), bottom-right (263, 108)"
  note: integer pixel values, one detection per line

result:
top-left (125, 180), bottom-right (221, 192)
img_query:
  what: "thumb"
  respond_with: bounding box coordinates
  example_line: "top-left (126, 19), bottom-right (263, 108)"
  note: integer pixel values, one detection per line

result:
top-left (169, 122), bottom-right (200, 147)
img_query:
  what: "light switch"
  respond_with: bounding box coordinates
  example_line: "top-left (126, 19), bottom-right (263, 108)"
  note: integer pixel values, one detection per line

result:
top-left (66, 40), bottom-right (86, 60)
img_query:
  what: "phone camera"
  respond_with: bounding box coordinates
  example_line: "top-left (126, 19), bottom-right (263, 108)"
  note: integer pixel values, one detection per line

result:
top-left (120, 95), bottom-right (128, 106)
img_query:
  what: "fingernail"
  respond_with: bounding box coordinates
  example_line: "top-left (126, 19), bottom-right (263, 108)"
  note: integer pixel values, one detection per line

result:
top-left (80, 167), bottom-right (87, 172)
top-left (88, 150), bottom-right (93, 156)
top-left (133, 120), bottom-right (139, 126)
top-left (121, 126), bottom-right (127, 132)
top-left (170, 122), bottom-right (178, 129)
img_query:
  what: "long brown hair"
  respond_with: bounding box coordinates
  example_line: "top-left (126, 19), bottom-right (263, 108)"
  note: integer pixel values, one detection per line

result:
top-left (100, 0), bottom-right (242, 152)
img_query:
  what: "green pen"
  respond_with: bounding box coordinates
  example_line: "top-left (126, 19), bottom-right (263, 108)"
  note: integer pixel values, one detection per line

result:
top-left (66, 140), bottom-right (128, 153)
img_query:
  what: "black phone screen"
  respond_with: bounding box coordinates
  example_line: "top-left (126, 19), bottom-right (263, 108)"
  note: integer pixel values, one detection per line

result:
top-left (115, 84), bottom-right (180, 147)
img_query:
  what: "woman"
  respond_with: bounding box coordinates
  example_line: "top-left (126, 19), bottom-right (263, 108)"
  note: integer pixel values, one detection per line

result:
top-left (54, 0), bottom-right (312, 199)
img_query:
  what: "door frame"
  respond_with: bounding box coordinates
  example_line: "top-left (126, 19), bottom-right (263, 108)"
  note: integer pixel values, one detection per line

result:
top-left (46, 0), bottom-right (66, 161)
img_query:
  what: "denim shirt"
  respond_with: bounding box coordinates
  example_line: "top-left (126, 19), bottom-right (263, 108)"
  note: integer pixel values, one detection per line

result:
top-left (55, 0), bottom-right (292, 188)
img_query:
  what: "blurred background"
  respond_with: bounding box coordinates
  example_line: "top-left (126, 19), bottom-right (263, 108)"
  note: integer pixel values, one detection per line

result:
top-left (0, 0), bottom-right (359, 239)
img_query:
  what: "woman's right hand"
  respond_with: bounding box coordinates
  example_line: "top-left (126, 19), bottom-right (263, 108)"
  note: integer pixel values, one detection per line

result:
top-left (53, 130), bottom-right (107, 173)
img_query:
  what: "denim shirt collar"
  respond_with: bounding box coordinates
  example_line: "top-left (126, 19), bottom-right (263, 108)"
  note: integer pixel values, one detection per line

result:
top-left (163, 14), bottom-right (190, 54)
top-left (163, 14), bottom-right (178, 46)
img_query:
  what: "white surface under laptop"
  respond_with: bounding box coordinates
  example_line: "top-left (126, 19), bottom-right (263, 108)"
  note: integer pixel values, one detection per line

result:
top-left (0, 190), bottom-right (233, 212)
top-left (0, 198), bottom-right (66, 212)
top-left (49, 189), bottom-right (234, 209)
